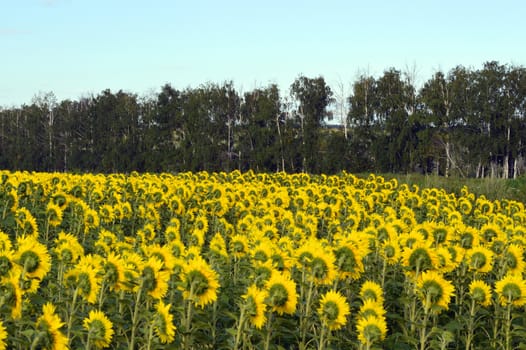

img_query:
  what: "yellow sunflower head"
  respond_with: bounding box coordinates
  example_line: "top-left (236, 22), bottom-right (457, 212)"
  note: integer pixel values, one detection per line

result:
top-left (83, 310), bottom-right (114, 349)
top-left (356, 315), bottom-right (388, 346)
top-left (359, 281), bottom-right (385, 305)
top-left (265, 270), bottom-right (298, 316)
top-left (142, 243), bottom-right (177, 272)
top-left (0, 250), bottom-right (14, 278)
top-left (0, 230), bottom-right (13, 252)
top-left (242, 284), bottom-right (268, 329)
top-left (0, 319), bottom-right (6, 350)
top-left (140, 257), bottom-right (170, 300)
top-left (359, 299), bottom-right (387, 319)
top-left (34, 302), bottom-right (68, 350)
top-left (65, 263), bottom-right (100, 304)
top-left (102, 252), bottom-right (126, 292)
top-left (209, 232), bottom-right (228, 259)
top-left (466, 246), bottom-right (494, 274)
top-left (501, 244), bottom-right (525, 275)
top-left (379, 239), bottom-right (401, 266)
top-left (469, 279), bottom-right (492, 307)
top-left (401, 242), bottom-right (438, 275)
top-left (230, 234), bottom-right (250, 259)
top-left (180, 256), bottom-right (220, 308)
top-left (14, 235), bottom-right (51, 281)
top-left (495, 273), bottom-right (526, 307)
top-left (416, 270), bottom-right (455, 314)
top-left (0, 271), bottom-right (23, 319)
top-left (46, 202), bottom-right (64, 227)
top-left (53, 231), bottom-right (84, 264)
top-left (154, 300), bottom-right (176, 344)
top-left (317, 290), bottom-right (350, 331)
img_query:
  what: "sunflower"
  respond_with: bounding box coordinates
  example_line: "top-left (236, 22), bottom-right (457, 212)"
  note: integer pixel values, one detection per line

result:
top-left (416, 270), bottom-right (455, 314)
top-left (230, 235), bottom-right (250, 259)
top-left (501, 244), bottom-right (525, 275)
top-left (398, 231), bottom-right (426, 249)
top-left (189, 228), bottom-right (206, 248)
top-left (458, 197), bottom-right (473, 215)
top-left (83, 310), bottom-right (114, 349)
top-left (401, 242), bottom-right (438, 275)
top-left (431, 223), bottom-right (452, 246)
top-left (121, 252), bottom-right (143, 291)
top-left (317, 290), bottom-right (350, 331)
top-left (456, 226), bottom-right (480, 250)
top-left (102, 253), bottom-right (126, 292)
top-left (14, 235), bottom-right (51, 281)
top-left (83, 208), bottom-right (100, 230)
top-left (359, 281), bottom-right (384, 305)
top-left (495, 273), bottom-right (526, 307)
top-left (53, 231), bottom-right (84, 264)
top-left (0, 319), bottom-right (6, 350)
top-left (465, 246), bottom-right (494, 274)
top-left (359, 299), bottom-right (387, 319)
top-left (435, 246), bottom-right (456, 273)
top-left (46, 202), bottom-right (64, 227)
top-left (0, 230), bottom-right (12, 252)
top-left (209, 232), bottom-right (228, 259)
top-left (251, 239), bottom-right (274, 264)
top-left (142, 244), bottom-right (177, 272)
top-left (265, 270), bottom-right (298, 315)
top-left (270, 248), bottom-right (293, 274)
top-left (479, 223), bottom-right (504, 244)
top-left (469, 280), bottom-right (492, 307)
top-left (34, 302), bottom-right (68, 350)
top-left (64, 261), bottom-right (101, 304)
top-left (295, 238), bottom-right (337, 285)
top-left (180, 256), bottom-right (220, 308)
top-left (15, 208), bottom-right (39, 237)
top-left (154, 300), bottom-right (176, 344)
top-left (379, 239), bottom-right (401, 265)
top-left (164, 218), bottom-right (181, 242)
top-left (242, 284), bottom-right (268, 329)
top-left (251, 260), bottom-right (274, 289)
top-left (333, 238), bottom-right (367, 280)
top-left (140, 257), bottom-right (170, 300)
top-left (356, 315), bottom-right (388, 346)
top-left (98, 204), bottom-right (114, 224)
top-left (0, 250), bottom-right (13, 278)
top-left (0, 271), bottom-right (23, 319)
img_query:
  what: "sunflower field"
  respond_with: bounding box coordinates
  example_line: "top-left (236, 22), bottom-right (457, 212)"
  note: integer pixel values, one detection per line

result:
top-left (0, 170), bottom-right (526, 350)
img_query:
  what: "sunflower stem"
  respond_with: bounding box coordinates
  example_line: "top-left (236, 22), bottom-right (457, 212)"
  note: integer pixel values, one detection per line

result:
top-left (264, 312), bottom-right (273, 350)
top-left (505, 302), bottom-right (512, 350)
top-left (129, 280), bottom-right (143, 350)
top-left (317, 325), bottom-right (327, 350)
top-left (233, 305), bottom-right (246, 350)
top-left (419, 311), bottom-right (430, 350)
top-left (146, 318), bottom-right (154, 350)
top-left (66, 286), bottom-right (79, 347)
top-left (300, 278), bottom-right (315, 350)
top-left (182, 284), bottom-right (195, 350)
top-left (465, 298), bottom-right (476, 350)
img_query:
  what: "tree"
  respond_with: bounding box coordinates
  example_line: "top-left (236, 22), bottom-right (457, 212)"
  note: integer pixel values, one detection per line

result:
top-left (239, 84), bottom-right (281, 171)
top-left (374, 68), bottom-right (415, 172)
top-left (348, 74), bottom-right (378, 171)
top-left (290, 75), bottom-right (333, 173)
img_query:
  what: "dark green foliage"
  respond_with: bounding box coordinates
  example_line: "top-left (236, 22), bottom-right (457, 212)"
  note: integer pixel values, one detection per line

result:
top-left (0, 61), bottom-right (525, 177)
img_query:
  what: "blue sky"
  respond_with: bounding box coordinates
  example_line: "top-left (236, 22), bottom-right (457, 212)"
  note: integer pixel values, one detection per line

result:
top-left (1, 0), bottom-right (525, 107)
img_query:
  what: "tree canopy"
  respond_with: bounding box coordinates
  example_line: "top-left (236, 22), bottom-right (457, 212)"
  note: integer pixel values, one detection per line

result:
top-left (1, 62), bottom-right (525, 177)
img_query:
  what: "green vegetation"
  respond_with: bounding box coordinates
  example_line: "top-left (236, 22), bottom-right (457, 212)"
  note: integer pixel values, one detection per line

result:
top-left (0, 61), bottom-right (524, 178)
top-left (381, 173), bottom-right (526, 202)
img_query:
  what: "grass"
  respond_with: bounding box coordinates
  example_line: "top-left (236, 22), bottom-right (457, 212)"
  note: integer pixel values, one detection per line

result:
top-left (376, 173), bottom-right (526, 203)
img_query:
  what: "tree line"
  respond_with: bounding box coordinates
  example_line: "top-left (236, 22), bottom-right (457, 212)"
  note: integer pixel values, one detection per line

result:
top-left (0, 61), bottom-right (525, 177)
